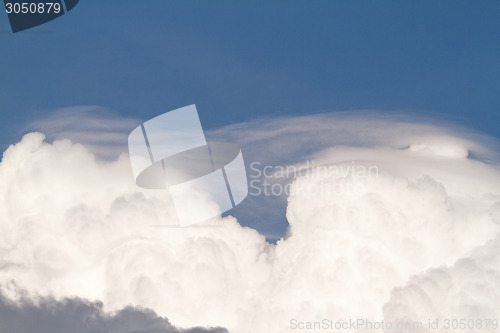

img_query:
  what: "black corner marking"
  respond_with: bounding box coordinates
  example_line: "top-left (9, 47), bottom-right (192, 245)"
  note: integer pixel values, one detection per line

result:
top-left (4, 0), bottom-right (80, 33)
top-left (63, 0), bottom-right (78, 12)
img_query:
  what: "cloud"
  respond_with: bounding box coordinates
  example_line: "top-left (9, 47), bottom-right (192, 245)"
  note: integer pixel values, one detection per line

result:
top-left (383, 235), bottom-right (500, 330)
top-left (1, 111), bottom-right (500, 332)
top-left (208, 110), bottom-right (500, 239)
top-left (0, 291), bottom-right (227, 333)
top-left (25, 106), bottom-right (139, 160)
top-left (208, 111), bottom-right (500, 165)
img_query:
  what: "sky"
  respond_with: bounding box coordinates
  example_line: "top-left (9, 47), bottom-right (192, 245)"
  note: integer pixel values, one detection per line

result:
top-left (1, 0), bottom-right (500, 146)
top-left (1, 1), bottom-right (500, 332)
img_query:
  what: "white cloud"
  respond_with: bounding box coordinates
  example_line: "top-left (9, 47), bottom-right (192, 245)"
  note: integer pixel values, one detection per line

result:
top-left (1, 111), bottom-right (500, 332)
top-left (25, 106), bottom-right (139, 160)
top-left (383, 236), bottom-right (500, 331)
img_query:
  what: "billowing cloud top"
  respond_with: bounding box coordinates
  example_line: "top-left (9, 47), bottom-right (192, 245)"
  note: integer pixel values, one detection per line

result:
top-left (1, 111), bottom-right (500, 332)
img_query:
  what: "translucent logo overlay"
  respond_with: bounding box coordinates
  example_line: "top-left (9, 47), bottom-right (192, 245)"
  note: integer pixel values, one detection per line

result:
top-left (128, 105), bottom-right (248, 226)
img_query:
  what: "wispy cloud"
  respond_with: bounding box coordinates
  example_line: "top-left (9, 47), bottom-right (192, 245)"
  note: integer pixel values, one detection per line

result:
top-left (25, 106), bottom-right (140, 160)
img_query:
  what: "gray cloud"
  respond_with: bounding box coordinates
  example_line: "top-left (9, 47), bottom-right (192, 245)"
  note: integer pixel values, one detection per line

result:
top-left (0, 292), bottom-right (228, 333)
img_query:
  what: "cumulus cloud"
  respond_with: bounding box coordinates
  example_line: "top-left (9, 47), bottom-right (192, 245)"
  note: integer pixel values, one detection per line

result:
top-left (383, 235), bottom-right (500, 332)
top-left (208, 111), bottom-right (500, 239)
top-left (1, 111), bottom-right (500, 332)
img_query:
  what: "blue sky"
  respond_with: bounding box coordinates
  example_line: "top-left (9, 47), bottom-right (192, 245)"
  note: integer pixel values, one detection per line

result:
top-left (1, 0), bottom-right (499, 146)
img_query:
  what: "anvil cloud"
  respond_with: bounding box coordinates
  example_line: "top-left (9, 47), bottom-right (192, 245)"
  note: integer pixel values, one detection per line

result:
top-left (1, 111), bottom-right (499, 332)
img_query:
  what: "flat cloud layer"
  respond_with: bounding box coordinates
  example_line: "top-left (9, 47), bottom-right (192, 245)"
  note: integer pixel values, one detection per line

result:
top-left (1, 112), bottom-right (500, 332)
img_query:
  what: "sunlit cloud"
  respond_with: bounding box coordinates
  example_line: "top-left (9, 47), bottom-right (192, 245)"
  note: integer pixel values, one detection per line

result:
top-left (1, 109), bottom-right (499, 332)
